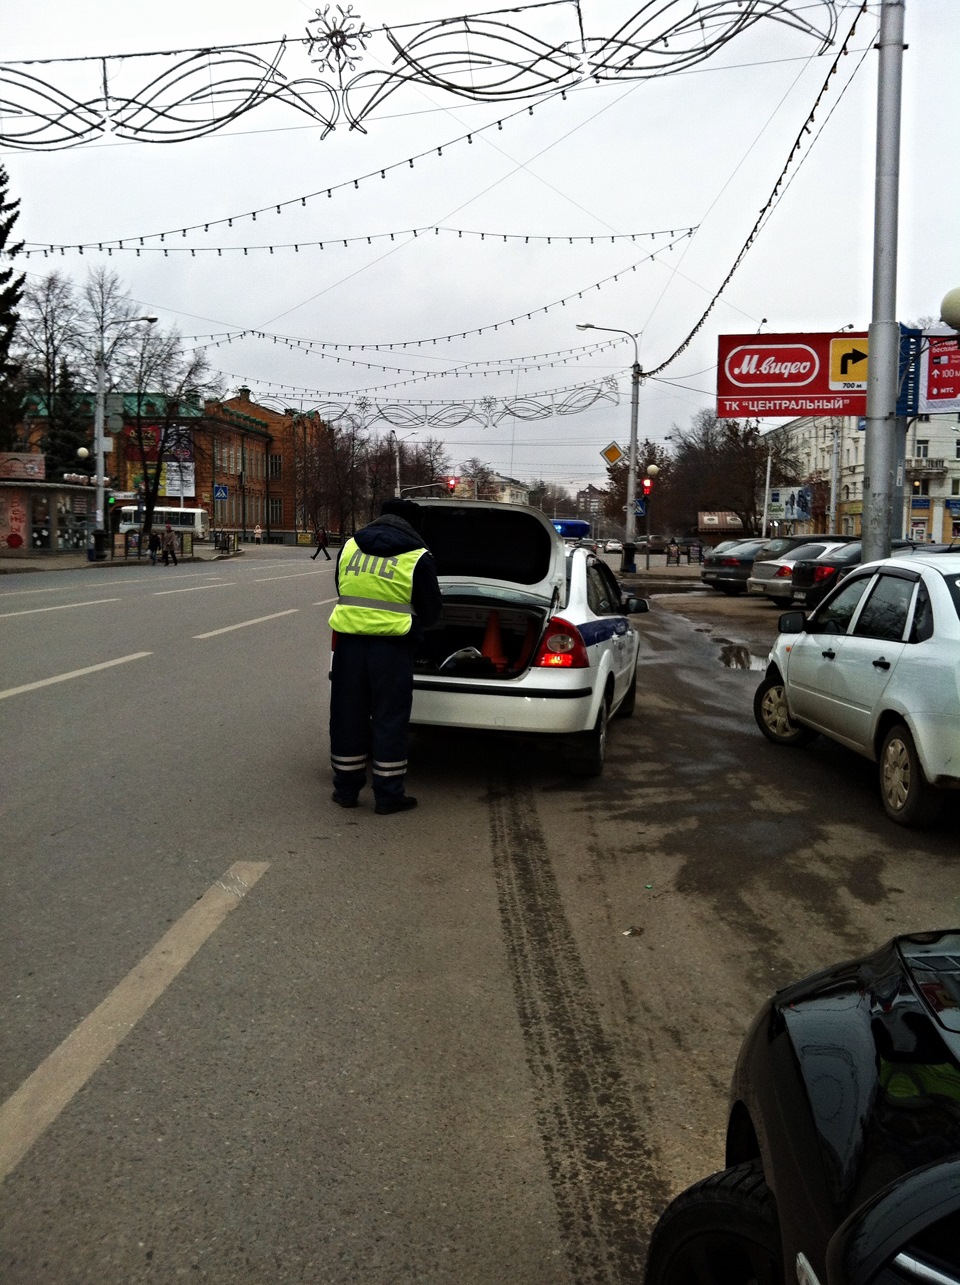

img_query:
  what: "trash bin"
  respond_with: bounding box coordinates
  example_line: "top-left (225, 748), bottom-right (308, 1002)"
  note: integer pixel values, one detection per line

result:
top-left (620, 542), bottom-right (636, 574)
top-left (93, 530), bottom-right (108, 561)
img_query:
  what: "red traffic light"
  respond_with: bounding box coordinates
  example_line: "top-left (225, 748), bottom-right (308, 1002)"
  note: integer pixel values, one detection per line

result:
top-left (446, 476), bottom-right (457, 492)
top-left (642, 476), bottom-right (654, 496)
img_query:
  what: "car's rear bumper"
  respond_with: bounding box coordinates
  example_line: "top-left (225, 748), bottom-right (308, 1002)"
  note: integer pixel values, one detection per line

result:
top-left (411, 674), bottom-right (595, 734)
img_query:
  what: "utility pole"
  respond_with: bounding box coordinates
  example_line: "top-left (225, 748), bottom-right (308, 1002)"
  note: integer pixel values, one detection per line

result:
top-left (861, 0), bottom-right (905, 563)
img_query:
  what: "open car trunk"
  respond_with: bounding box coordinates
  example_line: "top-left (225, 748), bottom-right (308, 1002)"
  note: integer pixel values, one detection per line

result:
top-left (415, 596), bottom-right (549, 679)
top-left (408, 500), bottom-right (565, 680)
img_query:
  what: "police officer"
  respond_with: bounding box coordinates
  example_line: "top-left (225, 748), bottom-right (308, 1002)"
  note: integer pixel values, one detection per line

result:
top-left (328, 499), bottom-right (441, 814)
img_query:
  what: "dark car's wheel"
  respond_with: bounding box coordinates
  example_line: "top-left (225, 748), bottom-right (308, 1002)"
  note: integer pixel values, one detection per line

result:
top-left (614, 660), bottom-right (638, 719)
top-left (879, 722), bottom-right (943, 827)
top-left (718, 584), bottom-right (744, 596)
top-left (753, 674), bottom-right (817, 747)
top-left (568, 697), bottom-right (608, 777)
top-left (644, 1163), bottom-right (783, 1285)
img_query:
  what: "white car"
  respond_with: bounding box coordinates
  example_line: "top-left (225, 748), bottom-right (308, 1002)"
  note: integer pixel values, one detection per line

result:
top-left (604, 539), bottom-right (623, 553)
top-left (409, 500), bottom-right (648, 776)
top-left (754, 550), bottom-right (960, 826)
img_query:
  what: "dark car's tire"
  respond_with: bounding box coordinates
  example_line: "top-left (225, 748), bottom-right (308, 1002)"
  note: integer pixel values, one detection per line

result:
top-left (753, 674), bottom-right (817, 746)
top-left (879, 722), bottom-right (943, 827)
top-left (644, 1162), bottom-right (783, 1285)
top-left (568, 698), bottom-right (608, 777)
top-left (614, 661), bottom-right (638, 719)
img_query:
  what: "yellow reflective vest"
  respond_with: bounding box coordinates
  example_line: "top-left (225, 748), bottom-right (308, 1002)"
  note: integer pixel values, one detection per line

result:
top-left (329, 539), bottom-right (426, 636)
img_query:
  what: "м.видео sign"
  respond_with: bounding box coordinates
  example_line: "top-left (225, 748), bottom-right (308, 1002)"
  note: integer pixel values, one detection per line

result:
top-left (717, 332), bottom-right (869, 418)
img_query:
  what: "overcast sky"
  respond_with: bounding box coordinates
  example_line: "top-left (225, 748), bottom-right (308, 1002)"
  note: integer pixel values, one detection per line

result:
top-left (5, 1), bottom-right (959, 490)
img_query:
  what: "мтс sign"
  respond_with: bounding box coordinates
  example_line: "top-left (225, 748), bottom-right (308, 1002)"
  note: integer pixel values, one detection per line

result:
top-left (717, 332), bottom-right (868, 417)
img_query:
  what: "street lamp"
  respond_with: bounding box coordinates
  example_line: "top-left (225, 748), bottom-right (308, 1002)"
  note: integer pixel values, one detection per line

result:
top-left (389, 429), bottom-right (417, 498)
top-left (92, 315), bottom-right (157, 540)
top-left (643, 463), bottom-right (659, 569)
top-left (577, 322), bottom-right (641, 571)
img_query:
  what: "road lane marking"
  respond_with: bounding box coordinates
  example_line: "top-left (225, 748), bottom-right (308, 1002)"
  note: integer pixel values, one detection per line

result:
top-left (0, 652), bottom-right (152, 701)
top-left (0, 861), bottom-right (269, 1182)
top-left (253, 571), bottom-right (327, 583)
top-left (314, 597), bottom-right (337, 606)
top-left (154, 582), bottom-right (237, 596)
top-left (0, 598), bottom-right (120, 620)
top-left (194, 608), bottom-right (298, 639)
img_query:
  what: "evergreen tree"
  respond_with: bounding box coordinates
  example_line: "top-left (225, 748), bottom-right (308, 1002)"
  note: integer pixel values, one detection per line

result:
top-left (41, 360), bottom-right (93, 479)
top-left (0, 163), bottom-right (26, 449)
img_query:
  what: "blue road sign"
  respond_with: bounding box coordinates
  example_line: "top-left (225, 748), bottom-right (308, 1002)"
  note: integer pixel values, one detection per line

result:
top-left (634, 500), bottom-right (646, 517)
top-left (214, 484), bottom-right (228, 501)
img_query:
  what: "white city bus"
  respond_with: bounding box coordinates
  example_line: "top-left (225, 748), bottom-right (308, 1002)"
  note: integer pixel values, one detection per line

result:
top-left (119, 506), bottom-right (211, 540)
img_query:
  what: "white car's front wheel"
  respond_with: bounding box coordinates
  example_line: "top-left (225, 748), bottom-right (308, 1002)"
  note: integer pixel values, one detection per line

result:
top-left (753, 674), bottom-right (816, 747)
top-left (879, 723), bottom-right (943, 828)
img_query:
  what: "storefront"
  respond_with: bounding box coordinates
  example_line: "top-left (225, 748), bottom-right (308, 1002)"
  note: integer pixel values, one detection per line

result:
top-left (0, 474), bottom-right (100, 557)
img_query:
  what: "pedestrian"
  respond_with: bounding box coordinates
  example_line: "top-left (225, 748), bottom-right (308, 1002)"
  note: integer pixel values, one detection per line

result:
top-left (328, 499), bottom-right (441, 814)
top-left (667, 538), bottom-right (680, 565)
top-left (148, 529), bottom-right (161, 566)
top-left (311, 526), bottom-right (332, 561)
top-left (161, 523), bottom-right (178, 566)
top-left (254, 524), bottom-right (262, 545)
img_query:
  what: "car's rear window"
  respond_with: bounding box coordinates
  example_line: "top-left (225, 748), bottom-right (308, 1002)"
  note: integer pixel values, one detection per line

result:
top-left (939, 569), bottom-right (960, 622)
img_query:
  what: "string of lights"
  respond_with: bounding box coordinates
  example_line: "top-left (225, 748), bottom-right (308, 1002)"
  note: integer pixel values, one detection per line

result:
top-left (645, 1), bottom-right (868, 378)
top-left (184, 231), bottom-right (691, 358)
top-left (207, 368), bottom-right (621, 412)
top-left (190, 337), bottom-right (626, 393)
top-left (22, 223), bottom-right (695, 260)
top-left (24, 90), bottom-right (569, 246)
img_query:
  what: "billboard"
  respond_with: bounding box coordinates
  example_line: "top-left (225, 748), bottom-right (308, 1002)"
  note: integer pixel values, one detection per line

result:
top-left (717, 332), bottom-right (868, 417)
top-left (917, 331), bottom-right (960, 414)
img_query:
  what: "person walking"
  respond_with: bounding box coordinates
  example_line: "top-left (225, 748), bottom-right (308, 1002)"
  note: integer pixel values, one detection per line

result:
top-left (328, 499), bottom-right (440, 814)
top-left (254, 524), bottom-right (262, 545)
top-left (311, 526), bottom-right (332, 561)
top-left (161, 523), bottom-right (178, 567)
top-left (148, 529), bottom-right (161, 566)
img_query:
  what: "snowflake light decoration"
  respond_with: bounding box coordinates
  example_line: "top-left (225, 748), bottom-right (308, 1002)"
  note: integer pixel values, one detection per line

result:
top-left (305, 5), bottom-right (370, 78)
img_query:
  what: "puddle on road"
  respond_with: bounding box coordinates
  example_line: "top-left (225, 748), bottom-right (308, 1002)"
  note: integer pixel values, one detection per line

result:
top-left (718, 640), bottom-right (768, 671)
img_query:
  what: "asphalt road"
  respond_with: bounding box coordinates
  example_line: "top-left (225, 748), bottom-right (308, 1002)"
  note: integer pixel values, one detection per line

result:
top-left (1, 549), bottom-right (957, 1283)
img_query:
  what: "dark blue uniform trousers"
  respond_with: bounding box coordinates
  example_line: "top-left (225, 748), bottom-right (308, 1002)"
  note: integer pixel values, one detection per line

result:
top-left (329, 633), bottom-right (415, 803)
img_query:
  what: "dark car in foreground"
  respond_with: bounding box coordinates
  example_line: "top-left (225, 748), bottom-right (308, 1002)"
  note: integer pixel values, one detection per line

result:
top-left (644, 930), bottom-right (960, 1285)
top-left (790, 539), bottom-right (917, 608)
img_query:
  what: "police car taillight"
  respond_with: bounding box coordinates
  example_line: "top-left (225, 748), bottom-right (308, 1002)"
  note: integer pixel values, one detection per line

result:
top-left (534, 618), bottom-right (589, 668)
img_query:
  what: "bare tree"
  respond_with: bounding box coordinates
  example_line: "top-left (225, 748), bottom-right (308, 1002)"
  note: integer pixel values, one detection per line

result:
top-left (15, 272), bottom-right (81, 432)
top-left (124, 326), bottom-right (221, 534)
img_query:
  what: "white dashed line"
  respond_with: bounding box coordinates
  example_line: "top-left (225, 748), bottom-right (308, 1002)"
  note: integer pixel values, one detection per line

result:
top-left (193, 608), bottom-right (299, 639)
top-left (0, 652), bottom-right (152, 701)
top-left (0, 598), bottom-right (120, 620)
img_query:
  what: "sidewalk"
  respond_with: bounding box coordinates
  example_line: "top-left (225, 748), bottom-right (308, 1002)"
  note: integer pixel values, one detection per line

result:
top-left (617, 555), bottom-right (704, 595)
top-left (0, 544), bottom-right (234, 575)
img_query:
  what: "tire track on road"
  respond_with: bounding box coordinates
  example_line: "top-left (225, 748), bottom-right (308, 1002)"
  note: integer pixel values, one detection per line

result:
top-left (489, 773), bottom-right (670, 1283)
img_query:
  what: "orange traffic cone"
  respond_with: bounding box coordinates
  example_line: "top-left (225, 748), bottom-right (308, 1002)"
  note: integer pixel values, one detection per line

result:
top-left (481, 610), bottom-right (507, 672)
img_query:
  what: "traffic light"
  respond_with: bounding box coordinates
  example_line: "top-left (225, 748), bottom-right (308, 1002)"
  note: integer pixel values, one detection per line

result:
top-left (446, 476), bottom-right (457, 493)
top-left (642, 476), bottom-right (654, 497)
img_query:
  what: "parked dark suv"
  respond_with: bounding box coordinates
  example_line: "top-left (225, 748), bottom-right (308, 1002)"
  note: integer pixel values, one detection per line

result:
top-left (644, 930), bottom-right (960, 1285)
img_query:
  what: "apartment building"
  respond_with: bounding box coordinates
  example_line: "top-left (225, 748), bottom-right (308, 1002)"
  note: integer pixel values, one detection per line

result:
top-left (767, 412), bottom-right (960, 542)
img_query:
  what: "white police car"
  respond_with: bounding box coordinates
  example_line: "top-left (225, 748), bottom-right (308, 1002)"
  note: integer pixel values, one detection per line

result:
top-left (408, 501), bottom-right (648, 776)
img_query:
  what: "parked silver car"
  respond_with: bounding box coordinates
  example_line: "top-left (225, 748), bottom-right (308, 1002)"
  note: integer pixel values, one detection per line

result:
top-left (754, 550), bottom-right (960, 826)
top-left (746, 540), bottom-right (848, 602)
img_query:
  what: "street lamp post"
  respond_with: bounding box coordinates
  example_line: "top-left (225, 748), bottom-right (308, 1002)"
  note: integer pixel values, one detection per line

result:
top-left (577, 323), bottom-right (641, 571)
top-left (92, 315), bottom-right (157, 543)
top-left (389, 429), bottom-right (417, 498)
